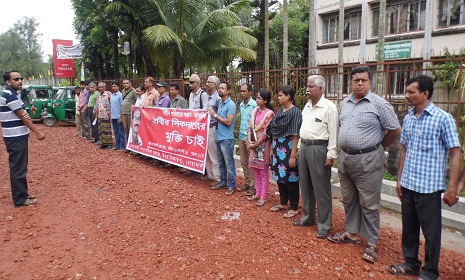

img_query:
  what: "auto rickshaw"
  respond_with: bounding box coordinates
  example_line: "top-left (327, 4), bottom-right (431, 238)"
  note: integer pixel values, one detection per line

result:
top-left (41, 86), bottom-right (77, 127)
top-left (19, 85), bottom-right (53, 122)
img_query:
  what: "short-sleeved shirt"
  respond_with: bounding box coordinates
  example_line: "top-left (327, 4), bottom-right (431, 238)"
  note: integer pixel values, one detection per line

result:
top-left (156, 93), bottom-right (171, 108)
top-left (110, 91), bottom-right (123, 119)
top-left (239, 98), bottom-right (257, 140)
top-left (206, 91), bottom-right (221, 126)
top-left (216, 97), bottom-right (236, 141)
top-left (0, 86), bottom-right (29, 141)
top-left (121, 88), bottom-right (138, 114)
top-left (338, 91), bottom-right (400, 150)
top-left (170, 95), bottom-right (188, 109)
top-left (88, 91), bottom-right (99, 108)
top-left (96, 91), bottom-right (111, 119)
top-left (400, 102), bottom-right (460, 193)
top-left (189, 89), bottom-right (208, 109)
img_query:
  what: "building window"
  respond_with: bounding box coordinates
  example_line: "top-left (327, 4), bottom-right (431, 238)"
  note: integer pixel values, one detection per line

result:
top-left (373, 0), bottom-right (426, 36)
top-left (439, 0), bottom-right (465, 27)
top-left (323, 11), bottom-right (361, 43)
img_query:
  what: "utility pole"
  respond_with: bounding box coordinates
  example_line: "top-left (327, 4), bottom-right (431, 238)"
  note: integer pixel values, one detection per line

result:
top-left (360, 0), bottom-right (367, 63)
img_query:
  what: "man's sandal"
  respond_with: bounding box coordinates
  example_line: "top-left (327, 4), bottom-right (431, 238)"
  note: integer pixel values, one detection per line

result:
top-left (283, 210), bottom-right (298, 218)
top-left (327, 232), bottom-right (358, 243)
top-left (388, 263), bottom-right (420, 275)
top-left (270, 204), bottom-right (287, 212)
top-left (362, 245), bottom-right (378, 263)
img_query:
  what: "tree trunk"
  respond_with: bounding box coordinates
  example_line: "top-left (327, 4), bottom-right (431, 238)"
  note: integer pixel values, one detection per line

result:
top-left (308, 0), bottom-right (317, 73)
top-left (113, 29), bottom-right (120, 79)
top-left (338, 0), bottom-right (345, 98)
top-left (137, 28), bottom-right (157, 78)
top-left (264, 0), bottom-right (270, 88)
top-left (283, 0), bottom-right (288, 85)
top-left (376, 0), bottom-right (386, 96)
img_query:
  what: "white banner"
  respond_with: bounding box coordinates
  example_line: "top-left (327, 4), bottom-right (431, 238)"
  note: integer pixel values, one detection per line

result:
top-left (57, 44), bottom-right (83, 59)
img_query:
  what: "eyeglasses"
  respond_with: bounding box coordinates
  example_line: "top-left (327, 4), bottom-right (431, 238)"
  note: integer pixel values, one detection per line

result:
top-left (206, 81), bottom-right (213, 83)
top-left (189, 81), bottom-right (196, 84)
top-left (11, 77), bottom-right (23, 81)
top-left (132, 116), bottom-right (141, 120)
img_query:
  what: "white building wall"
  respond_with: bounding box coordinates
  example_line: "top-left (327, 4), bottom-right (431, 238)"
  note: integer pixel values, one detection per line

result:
top-left (315, 0), bottom-right (465, 64)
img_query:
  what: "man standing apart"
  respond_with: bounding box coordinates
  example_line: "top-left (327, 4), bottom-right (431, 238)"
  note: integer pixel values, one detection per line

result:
top-left (1, 70), bottom-right (45, 207)
top-left (238, 83), bottom-right (257, 195)
top-left (293, 75), bottom-right (338, 240)
top-left (208, 81), bottom-right (237, 195)
top-left (328, 66), bottom-right (401, 264)
top-left (120, 78), bottom-right (138, 143)
top-left (203, 76), bottom-right (221, 186)
top-left (155, 81), bottom-right (171, 108)
top-left (388, 75), bottom-right (461, 280)
top-left (110, 81), bottom-right (125, 150)
top-left (188, 74), bottom-right (208, 109)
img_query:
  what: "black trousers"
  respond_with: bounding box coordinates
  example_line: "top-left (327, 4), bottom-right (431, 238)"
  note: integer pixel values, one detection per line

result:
top-left (278, 182), bottom-right (300, 211)
top-left (5, 138), bottom-right (29, 206)
top-left (87, 107), bottom-right (98, 141)
top-left (401, 187), bottom-right (442, 280)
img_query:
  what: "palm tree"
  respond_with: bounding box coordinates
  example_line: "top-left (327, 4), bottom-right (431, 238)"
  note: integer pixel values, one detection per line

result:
top-left (107, 0), bottom-right (257, 77)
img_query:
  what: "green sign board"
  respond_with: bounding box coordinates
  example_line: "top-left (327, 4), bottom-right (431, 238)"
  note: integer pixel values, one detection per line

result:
top-left (375, 41), bottom-right (412, 60)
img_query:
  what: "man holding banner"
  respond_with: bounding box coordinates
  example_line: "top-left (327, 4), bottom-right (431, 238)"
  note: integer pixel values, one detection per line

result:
top-left (208, 81), bottom-right (237, 195)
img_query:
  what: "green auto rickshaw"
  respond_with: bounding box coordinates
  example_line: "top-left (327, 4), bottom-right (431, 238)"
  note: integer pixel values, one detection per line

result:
top-left (20, 85), bottom-right (53, 122)
top-left (41, 86), bottom-right (77, 127)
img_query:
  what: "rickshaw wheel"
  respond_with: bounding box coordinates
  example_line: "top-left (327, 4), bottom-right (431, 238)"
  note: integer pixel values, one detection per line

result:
top-left (43, 118), bottom-right (57, 127)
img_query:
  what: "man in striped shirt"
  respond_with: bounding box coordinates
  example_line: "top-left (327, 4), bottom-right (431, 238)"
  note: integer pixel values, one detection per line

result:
top-left (0, 70), bottom-right (45, 207)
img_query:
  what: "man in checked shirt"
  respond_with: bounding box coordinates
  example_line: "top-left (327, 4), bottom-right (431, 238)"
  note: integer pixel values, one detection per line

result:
top-left (328, 66), bottom-right (401, 264)
top-left (388, 75), bottom-right (461, 280)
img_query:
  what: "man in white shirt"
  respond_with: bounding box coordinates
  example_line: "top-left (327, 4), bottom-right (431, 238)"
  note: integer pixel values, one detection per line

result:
top-left (188, 74), bottom-right (208, 109)
top-left (293, 75), bottom-right (338, 241)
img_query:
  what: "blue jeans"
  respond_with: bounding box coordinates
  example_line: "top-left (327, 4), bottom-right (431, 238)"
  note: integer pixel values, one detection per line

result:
top-left (216, 139), bottom-right (236, 188)
top-left (111, 119), bottom-right (126, 149)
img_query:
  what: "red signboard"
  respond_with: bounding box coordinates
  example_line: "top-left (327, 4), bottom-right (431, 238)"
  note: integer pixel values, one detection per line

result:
top-left (52, 39), bottom-right (75, 78)
top-left (127, 107), bottom-right (210, 173)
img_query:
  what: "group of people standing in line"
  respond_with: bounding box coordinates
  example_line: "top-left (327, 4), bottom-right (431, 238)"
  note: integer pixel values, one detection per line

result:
top-left (2, 66), bottom-right (465, 280)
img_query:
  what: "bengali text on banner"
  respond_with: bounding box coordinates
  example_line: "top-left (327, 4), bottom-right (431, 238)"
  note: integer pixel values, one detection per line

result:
top-left (127, 106), bottom-right (210, 173)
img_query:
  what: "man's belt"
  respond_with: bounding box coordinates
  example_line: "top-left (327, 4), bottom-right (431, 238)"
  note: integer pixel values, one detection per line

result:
top-left (210, 124), bottom-right (216, 128)
top-left (341, 144), bottom-right (380, 155)
top-left (301, 139), bottom-right (328, 145)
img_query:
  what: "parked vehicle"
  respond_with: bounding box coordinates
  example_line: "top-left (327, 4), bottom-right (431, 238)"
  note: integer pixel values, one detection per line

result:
top-left (42, 86), bottom-right (76, 127)
top-left (19, 85), bottom-right (53, 121)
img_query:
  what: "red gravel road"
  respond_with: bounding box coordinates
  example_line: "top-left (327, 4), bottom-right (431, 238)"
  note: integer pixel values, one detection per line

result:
top-left (0, 125), bottom-right (464, 280)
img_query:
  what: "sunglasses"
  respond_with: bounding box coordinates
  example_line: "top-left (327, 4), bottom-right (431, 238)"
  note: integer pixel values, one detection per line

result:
top-left (189, 81), bottom-right (196, 84)
top-left (11, 77), bottom-right (23, 81)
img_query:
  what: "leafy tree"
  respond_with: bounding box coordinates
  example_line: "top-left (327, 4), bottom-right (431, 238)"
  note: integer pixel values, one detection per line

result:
top-left (107, 0), bottom-right (257, 77)
top-left (0, 17), bottom-right (47, 83)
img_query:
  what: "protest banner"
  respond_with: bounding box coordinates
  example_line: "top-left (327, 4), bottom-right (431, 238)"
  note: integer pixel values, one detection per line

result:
top-left (127, 106), bottom-right (210, 173)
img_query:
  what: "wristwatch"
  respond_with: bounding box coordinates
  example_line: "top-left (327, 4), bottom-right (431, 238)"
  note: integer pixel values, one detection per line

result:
top-left (214, 114), bottom-right (218, 119)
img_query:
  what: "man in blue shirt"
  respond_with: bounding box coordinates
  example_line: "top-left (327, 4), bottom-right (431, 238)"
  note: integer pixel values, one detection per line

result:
top-left (208, 81), bottom-right (237, 195)
top-left (155, 81), bottom-right (171, 108)
top-left (238, 83), bottom-right (257, 195)
top-left (388, 75), bottom-right (460, 280)
top-left (0, 70), bottom-right (45, 207)
top-left (110, 81), bottom-right (125, 150)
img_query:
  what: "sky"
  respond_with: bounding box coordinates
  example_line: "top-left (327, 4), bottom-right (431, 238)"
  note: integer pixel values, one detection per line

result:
top-left (0, 0), bottom-right (79, 61)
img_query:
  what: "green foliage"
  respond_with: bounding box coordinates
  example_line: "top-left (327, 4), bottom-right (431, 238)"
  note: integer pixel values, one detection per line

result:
top-left (0, 17), bottom-right (47, 83)
top-left (383, 172), bottom-right (397, 181)
top-left (269, 0), bottom-right (309, 69)
top-left (429, 47), bottom-right (465, 93)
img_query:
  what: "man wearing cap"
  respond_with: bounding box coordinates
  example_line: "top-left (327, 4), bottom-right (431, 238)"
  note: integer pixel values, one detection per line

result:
top-left (188, 74), bottom-right (208, 110)
top-left (155, 81), bottom-right (171, 108)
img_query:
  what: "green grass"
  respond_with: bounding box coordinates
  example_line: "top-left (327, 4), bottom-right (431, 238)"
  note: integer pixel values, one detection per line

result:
top-left (383, 172), bottom-right (397, 181)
